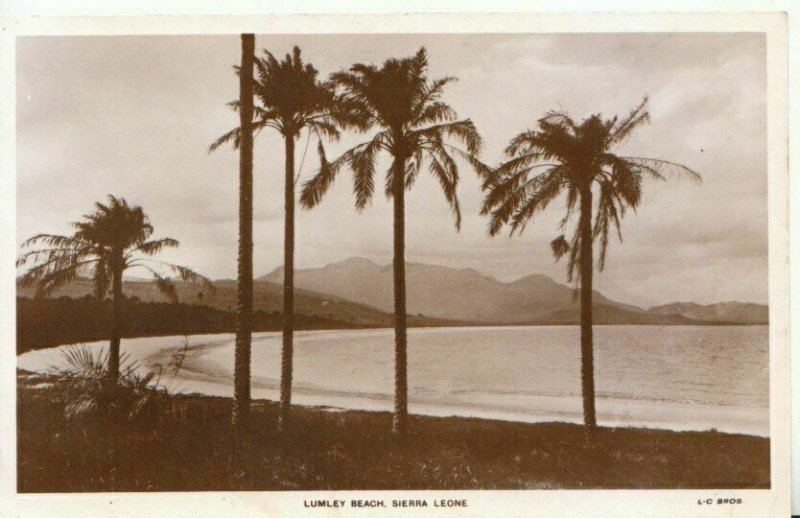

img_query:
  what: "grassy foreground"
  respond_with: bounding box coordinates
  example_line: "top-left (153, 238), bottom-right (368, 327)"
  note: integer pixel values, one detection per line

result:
top-left (18, 371), bottom-right (769, 492)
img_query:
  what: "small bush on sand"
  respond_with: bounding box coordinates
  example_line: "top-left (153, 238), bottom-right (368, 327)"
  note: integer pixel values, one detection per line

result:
top-left (44, 342), bottom-right (187, 426)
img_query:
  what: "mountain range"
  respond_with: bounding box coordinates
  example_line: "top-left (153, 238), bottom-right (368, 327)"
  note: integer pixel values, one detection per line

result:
top-left (648, 301), bottom-right (768, 324)
top-left (260, 257), bottom-right (768, 326)
top-left (17, 257), bottom-right (768, 326)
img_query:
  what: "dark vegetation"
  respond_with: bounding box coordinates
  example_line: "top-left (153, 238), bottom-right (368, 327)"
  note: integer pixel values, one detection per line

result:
top-left (16, 295), bottom-right (356, 355)
top-left (18, 368), bottom-right (769, 492)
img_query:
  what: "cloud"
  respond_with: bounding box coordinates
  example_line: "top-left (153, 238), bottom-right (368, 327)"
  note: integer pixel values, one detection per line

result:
top-left (16, 33), bottom-right (768, 306)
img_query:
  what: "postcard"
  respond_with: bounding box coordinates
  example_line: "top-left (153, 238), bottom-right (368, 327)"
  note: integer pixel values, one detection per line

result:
top-left (1, 11), bottom-right (790, 517)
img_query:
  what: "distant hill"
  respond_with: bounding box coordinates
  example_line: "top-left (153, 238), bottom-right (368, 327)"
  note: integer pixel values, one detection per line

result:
top-left (260, 257), bottom-right (767, 326)
top-left (648, 302), bottom-right (768, 324)
top-left (17, 257), bottom-right (768, 328)
top-left (16, 277), bottom-right (457, 330)
top-left (260, 257), bottom-right (765, 325)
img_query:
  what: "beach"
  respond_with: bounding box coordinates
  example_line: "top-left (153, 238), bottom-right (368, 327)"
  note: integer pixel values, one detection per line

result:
top-left (18, 326), bottom-right (770, 437)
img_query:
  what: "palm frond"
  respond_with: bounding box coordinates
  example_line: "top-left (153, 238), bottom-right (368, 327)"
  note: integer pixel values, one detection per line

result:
top-left (414, 101), bottom-right (457, 126)
top-left (426, 149), bottom-right (462, 230)
top-left (481, 162), bottom-right (558, 214)
top-left (384, 157), bottom-right (403, 200)
top-left (407, 47), bottom-right (429, 83)
top-left (566, 231), bottom-right (581, 284)
top-left (593, 180), bottom-right (624, 271)
top-left (491, 152), bottom-right (551, 179)
top-left (19, 234), bottom-right (89, 253)
top-left (153, 273), bottom-right (179, 303)
top-left (504, 129), bottom-right (539, 156)
top-left (162, 262), bottom-right (216, 295)
top-left (484, 166), bottom-right (563, 236)
top-left (412, 77), bottom-right (456, 119)
top-left (327, 93), bottom-right (373, 131)
top-left (134, 238), bottom-right (179, 257)
top-left (509, 167), bottom-right (565, 236)
top-left (16, 245), bottom-right (96, 268)
top-left (60, 344), bottom-right (108, 378)
top-left (485, 173), bottom-right (540, 236)
top-left (254, 106), bottom-right (281, 126)
top-left (539, 110), bottom-right (578, 133)
top-left (414, 119), bottom-right (482, 156)
top-left (608, 97), bottom-right (650, 145)
top-left (208, 110), bottom-right (272, 153)
top-left (605, 158), bottom-right (643, 211)
top-left (300, 140), bottom-right (365, 209)
top-left (449, 146), bottom-right (493, 180)
top-left (349, 136), bottom-right (383, 210)
top-left (225, 99), bottom-right (240, 112)
top-left (558, 185), bottom-right (579, 231)
top-left (28, 260), bottom-right (93, 298)
top-left (621, 157), bottom-right (702, 184)
top-left (404, 150), bottom-right (423, 189)
top-left (306, 118), bottom-right (341, 142)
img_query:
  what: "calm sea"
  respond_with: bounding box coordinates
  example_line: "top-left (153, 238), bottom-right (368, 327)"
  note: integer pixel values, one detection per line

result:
top-left (18, 325), bottom-right (769, 436)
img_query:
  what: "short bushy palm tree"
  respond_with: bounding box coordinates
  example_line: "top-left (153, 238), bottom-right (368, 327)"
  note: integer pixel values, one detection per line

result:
top-left (210, 45), bottom-right (341, 432)
top-left (17, 195), bottom-right (214, 382)
top-left (481, 98), bottom-right (700, 439)
top-left (300, 47), bottom-right (487, 437)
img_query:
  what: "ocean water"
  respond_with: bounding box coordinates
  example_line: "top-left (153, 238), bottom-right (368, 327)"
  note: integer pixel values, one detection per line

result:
top-left (17, 325), bottom-right (769, 437)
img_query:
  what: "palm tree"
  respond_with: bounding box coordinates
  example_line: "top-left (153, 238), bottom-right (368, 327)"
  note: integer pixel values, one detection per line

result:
top-left (17, 195), bottom-right (214, 383)
top-left (231, 33), bottom-right (255, 429)
top-left (300, 47), bottom-right (487, 438)
top-left (210, 45), bottom-right (340, 432)
top-left (481, 98), bottom-right (700, 440)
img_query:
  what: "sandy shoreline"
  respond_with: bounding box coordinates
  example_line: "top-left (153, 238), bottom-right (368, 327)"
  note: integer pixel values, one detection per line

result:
top-left (17, 328), bottom-right (769, 438)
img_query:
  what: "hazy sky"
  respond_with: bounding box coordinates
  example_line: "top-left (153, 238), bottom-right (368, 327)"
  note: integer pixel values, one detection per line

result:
top-left (16, 33), bottom-right (767, 307)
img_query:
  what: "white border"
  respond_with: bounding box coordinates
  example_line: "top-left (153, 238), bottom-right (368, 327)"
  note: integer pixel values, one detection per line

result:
top-left (0, 10), bottom-right (791, 518)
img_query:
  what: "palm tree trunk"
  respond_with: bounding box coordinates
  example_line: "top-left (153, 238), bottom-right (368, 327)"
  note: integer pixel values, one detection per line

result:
top-left (232, 33), bottom-right (255, 429)
top-left (579, 185), bottom-right (597, 438)
top-left (278, 134), bottom-right (295, 433)
top-left (391, 158), bottom-right (408, 438)
top-left (107, 254), bottom-right (123, 383)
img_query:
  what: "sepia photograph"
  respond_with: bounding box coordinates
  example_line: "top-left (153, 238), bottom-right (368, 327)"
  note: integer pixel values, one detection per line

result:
top-left (2, 9), bottom-right (791, 518)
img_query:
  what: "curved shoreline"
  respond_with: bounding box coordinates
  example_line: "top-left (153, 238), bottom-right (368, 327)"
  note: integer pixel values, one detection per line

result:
top-left (18, 327), bottom-right (769, 438)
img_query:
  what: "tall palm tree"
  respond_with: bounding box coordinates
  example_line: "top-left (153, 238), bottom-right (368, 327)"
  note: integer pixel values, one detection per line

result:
top-left (300, 48), bottom-right (487, 438)
top-left (17, 195), bottom-right (214, 383)
top-left (210, 45), bottom-right (340, 432)
top-left (231, 33), bottom-right (255, 429)
top-left (481, 98), bottom-right (700, 440)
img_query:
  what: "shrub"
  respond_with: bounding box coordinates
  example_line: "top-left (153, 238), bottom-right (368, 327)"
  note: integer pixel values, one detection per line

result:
top-left (44, 343), bottom-right (186, 426)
